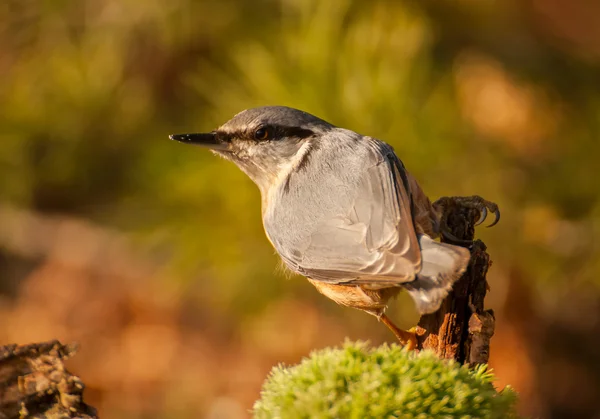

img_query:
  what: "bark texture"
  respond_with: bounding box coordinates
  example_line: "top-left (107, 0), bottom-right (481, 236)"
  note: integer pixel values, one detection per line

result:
top-left (0, 341), bottom-right (97, 419)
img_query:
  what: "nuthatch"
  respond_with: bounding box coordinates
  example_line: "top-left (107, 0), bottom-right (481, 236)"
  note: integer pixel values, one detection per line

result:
top-left (170, 106), bottom-right (499, 348)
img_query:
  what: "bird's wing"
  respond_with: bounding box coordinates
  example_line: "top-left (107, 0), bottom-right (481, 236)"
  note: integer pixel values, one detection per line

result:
top-left (283, 140), bottom-right (422, 286)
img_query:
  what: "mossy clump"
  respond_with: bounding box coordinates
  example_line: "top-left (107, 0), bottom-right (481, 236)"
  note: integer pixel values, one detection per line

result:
top-left (253, 341), bottom-right (520, 419)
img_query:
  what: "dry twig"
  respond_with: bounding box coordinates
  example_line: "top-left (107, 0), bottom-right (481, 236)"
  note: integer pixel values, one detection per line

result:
top-left (415, 204), bottom-right (495, 366)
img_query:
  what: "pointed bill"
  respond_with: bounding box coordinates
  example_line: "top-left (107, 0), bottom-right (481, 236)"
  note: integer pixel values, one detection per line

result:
top-left (169, 132), bottom-right (230, 150)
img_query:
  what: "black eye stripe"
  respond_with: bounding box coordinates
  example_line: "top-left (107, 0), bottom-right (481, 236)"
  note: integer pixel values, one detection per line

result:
top-left (217, 125), bottom-right (314, 142)
top-left (281, 126), bottom-right (314, 139)
top-left (259, 125), bottom-right (313, 140)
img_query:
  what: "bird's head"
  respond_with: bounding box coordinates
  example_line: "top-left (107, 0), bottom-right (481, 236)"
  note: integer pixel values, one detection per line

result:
top-left (170, 106), bottom-right (334, 193)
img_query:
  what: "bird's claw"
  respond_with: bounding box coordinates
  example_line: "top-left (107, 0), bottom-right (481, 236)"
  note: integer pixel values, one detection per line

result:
top-left (475, 198), bottom-right (500, 228)
top-left (475, 206), bottom-right (487, 226)
top-left (434, 195), bottom-right (500, 229)
top-left (405, 327), bottom-right (418, 351)
top-left (380, 314), bottom-right (418, 350)
top-left (441, 229), bottom-right (473, 246)
top-left (433, 195), bottom-right (500, 245)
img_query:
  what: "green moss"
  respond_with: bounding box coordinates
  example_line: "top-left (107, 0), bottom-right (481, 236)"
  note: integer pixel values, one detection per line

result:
top-left (253, 342), bottom-right (520, 419)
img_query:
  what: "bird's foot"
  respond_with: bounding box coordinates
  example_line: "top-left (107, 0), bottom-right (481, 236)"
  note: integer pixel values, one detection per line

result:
top-left (379, 314), bottom-right (417, 350)
top-left (433, 195), bottom-right (500, 244)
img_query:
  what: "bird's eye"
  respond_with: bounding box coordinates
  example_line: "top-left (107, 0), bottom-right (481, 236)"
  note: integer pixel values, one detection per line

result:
top-left (254, 126), bottom-right (270, 141)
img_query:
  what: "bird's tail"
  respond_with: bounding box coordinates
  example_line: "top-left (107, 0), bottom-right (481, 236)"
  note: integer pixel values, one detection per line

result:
top-left (402, 234), bottom-right (471, 314)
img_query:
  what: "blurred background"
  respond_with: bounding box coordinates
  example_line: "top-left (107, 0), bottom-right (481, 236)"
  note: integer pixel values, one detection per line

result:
top-left (1, 0), bottom-right (599, 417)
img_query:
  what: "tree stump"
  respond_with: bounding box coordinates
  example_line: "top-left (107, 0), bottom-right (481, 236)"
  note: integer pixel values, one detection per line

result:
top-left (415, 203), bottom-right (495, 366)
top-left (0, 341), bottom-right (97, 419)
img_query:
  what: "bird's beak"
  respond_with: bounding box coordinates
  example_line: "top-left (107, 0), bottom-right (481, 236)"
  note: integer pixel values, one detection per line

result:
top-left (169, 132), bottom-right (230, 151)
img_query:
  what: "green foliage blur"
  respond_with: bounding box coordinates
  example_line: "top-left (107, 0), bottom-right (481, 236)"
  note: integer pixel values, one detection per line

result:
top-left (3, 0), bottom-right (599, 317)
top-left (254, 342), bottom-right (520, 419)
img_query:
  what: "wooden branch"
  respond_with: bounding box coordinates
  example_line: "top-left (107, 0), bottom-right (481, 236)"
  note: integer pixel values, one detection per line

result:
top-left (415, 204), bottom-right (495, 366)
top-left (0, 341), bottom-right (97, 419)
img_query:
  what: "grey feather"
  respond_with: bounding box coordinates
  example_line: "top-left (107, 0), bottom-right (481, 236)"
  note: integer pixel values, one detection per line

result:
top-left (264, 129), bottom-right (421, 284)
top-left (402, 235), bottom-right (471, 314)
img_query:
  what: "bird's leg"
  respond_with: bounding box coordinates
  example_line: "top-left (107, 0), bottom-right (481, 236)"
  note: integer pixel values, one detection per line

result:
top-left (379, 314), bottom-right (417, 350)
top-left (433, 195), bottom-right (500, 244)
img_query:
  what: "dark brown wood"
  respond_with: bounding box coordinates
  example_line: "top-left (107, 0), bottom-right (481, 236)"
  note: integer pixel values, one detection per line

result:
top-left (0, 341), bottom-right (97, 419)
top-left (415, 204), bottom-right (495, 366)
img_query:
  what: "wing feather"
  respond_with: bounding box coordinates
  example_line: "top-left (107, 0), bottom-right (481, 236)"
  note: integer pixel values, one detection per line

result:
top-left (283, 139), bottom-right (421, 285)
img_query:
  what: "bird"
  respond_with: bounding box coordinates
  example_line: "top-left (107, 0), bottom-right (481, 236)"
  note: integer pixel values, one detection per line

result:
top-left (170, 106), bottom-right (499, 348)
